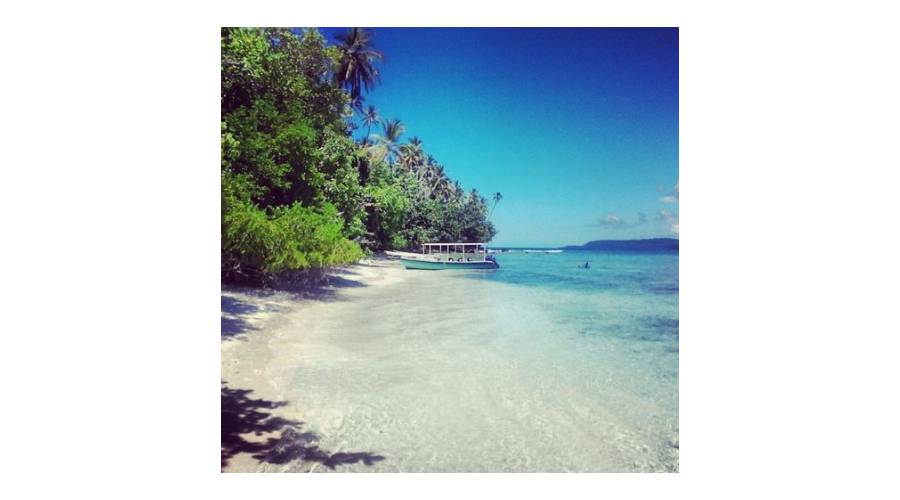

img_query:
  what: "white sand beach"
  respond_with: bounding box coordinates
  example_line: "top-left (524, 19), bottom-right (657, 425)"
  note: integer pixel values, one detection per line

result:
top-left (222, 254), bottom-right (678, 473)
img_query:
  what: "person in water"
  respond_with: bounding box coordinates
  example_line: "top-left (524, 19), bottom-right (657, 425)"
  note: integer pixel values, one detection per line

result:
top-left (579, 261), bottom-right (590, 269)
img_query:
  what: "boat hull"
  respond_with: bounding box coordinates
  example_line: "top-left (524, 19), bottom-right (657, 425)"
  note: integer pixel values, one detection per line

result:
top-left (400, 258), bottom-right (499, 270)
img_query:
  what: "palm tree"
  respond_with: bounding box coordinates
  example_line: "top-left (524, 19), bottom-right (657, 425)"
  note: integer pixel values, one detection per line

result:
top-left (349, 94), bottom-right (365, 114)
top-left (372, 118), bottom-right (405, 167)
top-left (429, 164), bottom-right (449, 199)
top-left (452, 180), bottom-right (463, 200)
top-left (334, 28), bottom-right (384, 99)
top-left (342, 95), bottom-right (365, 133)
top-left (490, 192), bottom-right (503, 218)
top-left (361, 105), bottom-right (381, 142)
top-left (398, 137), bottom-right (425, 177)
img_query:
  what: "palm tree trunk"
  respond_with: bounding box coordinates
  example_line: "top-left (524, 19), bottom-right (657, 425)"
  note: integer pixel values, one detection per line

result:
top-left (430, 177), bottom-right (442, 196)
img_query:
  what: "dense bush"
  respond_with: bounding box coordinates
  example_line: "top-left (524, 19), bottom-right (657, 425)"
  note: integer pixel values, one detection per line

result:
top-left (222, 201), bottom-right (363, 283)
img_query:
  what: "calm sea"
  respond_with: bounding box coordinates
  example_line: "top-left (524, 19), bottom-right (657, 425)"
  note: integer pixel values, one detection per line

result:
top-left (284, 249), bottom-right (679, 472)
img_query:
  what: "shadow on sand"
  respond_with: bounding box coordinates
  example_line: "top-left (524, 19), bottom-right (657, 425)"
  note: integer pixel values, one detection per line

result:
top-left (221, 382), bottom-right (385, 471)
top-left (270, 268), bottom-right (369, 299)
top-left (221, 268), bottom-right (370, 341)
top-left (221, 295), bottom-right (260, 340)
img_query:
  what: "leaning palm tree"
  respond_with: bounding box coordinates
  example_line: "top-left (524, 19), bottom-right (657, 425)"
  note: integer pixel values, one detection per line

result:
top-left (434, 177), bottom-right (453, 201)
top-left (451, 180), bottom-right (463, 200)
top-left (398, 137), bottom-right (425, 176)
top-left (490, 192), bottom-right (503, 218)
top-left (361, 105), bottom-right (381, 142)
top-left (342, 94), bottom-right (365, 133)
top-left (371, 118), bottom-right (405, 167)
top-left (349, 94), bottom-right (365, 114)
top-left (397, 145), bottom-right (414, 173)
top-left (334, 28), bottom-right (384, 100)
top-left (421, 157), bottom-right (437, 192)
top-left (425, 162), bottom-right (444, 191)
top-left (428, 164), bottom-right (446, 196)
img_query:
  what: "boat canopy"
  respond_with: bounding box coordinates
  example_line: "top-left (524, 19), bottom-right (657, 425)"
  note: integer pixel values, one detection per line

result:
top-left (423, 243), bottom-right (487, 246)
top-left (423, 242), bottom-right (487, 254)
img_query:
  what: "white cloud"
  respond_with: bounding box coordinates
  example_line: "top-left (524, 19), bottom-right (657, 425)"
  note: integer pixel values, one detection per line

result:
top-left (660, 181), bottom-right (678, 204)
top-left (593, 214), bottom-right (625, 227)
top-left (591, 213), bottom-right (649, 228)
top-left (656, 208), bottom-right (679, 235)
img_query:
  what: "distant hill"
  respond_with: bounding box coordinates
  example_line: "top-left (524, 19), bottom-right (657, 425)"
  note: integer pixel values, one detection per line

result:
top-left (561, 238), bottom-right (678, 252)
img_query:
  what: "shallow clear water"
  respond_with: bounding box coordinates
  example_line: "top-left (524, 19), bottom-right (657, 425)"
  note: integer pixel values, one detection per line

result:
top-left (281, 250), bottom-right (678, 472)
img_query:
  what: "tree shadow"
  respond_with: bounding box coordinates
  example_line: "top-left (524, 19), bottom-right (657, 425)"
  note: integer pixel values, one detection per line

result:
top-left (221, 295), bottom-right (260, 340)
top-left (222, 270), bottom-right (369, 341)
top-left (226, 268), bottom-right (369, 302)
top-left (221, 382), bottom-right (385, 471)
top-left (268, 269), bottom-right (368, 300)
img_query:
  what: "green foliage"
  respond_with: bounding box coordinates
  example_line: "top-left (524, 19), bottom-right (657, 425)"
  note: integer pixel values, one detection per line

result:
top-left (334, 28), bottom-right (384, 99)
top-left (222, 201), bottom-right (363, 282)
top-left (223, 101), bottom-right (312, 207)
top-left (221, 27), bottom-right (498, 284)
top-left (221, 28), bottom-right (271, 113)
top-left (366, 181), bottom-right (411, 249)
top-left (318, 130), bottom-right (366, 239)
top-left (270, 202), bottom-right (364, 268)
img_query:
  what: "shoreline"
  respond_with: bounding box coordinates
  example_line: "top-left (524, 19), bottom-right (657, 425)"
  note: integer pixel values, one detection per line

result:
top-left (221, 256), bottom-right (407, 472)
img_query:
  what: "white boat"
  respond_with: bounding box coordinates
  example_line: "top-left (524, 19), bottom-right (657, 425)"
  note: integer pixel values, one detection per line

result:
top-left (394, 243), bottom-right (499, 270)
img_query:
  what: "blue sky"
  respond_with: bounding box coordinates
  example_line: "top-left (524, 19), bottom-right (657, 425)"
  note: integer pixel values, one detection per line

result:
top-left (321, 28), bottom-right (678, 247)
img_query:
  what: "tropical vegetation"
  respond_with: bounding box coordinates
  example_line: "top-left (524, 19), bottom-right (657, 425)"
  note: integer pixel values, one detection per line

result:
top-left (221, 27), bottom-right (497, 284)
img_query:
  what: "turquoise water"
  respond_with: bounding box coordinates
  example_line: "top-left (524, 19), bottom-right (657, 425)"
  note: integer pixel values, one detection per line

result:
top-left (280, 250), bottom-right (678, 472)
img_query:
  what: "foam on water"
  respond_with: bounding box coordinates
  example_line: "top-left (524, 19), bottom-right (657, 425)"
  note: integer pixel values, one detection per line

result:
top-left (278, 250), bottom-right (678, 472)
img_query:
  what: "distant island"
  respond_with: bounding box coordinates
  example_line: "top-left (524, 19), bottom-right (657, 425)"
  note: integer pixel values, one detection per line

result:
top-left (561, 238), bottom-right (678, 252)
